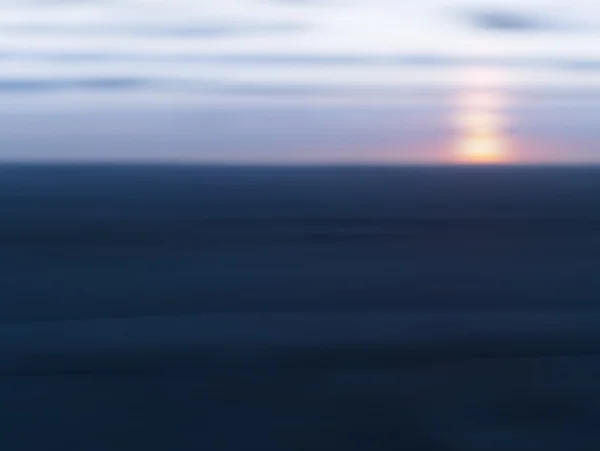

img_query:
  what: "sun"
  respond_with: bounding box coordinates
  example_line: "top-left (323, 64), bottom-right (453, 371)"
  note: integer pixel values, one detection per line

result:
top-left (453, 87), bottom-right (511, 164)
top-left (458, 133), bottom-right (508, 164)
top-left (452, 66), bottom-right (514, 164)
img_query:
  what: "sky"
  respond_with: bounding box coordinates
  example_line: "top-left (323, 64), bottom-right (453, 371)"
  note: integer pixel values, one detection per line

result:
top-left (1, 0), bottom-right (600, 163)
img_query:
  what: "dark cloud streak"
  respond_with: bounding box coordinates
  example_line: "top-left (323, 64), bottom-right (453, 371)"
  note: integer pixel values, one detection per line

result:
top-left (1, 77), bottom-right (600, 103)
top-left (0, 78), bottom-right (148, 91)
top-left (464, 10), bottom-right (556, 31)
top-left (3, 52), bottom-right (600, 72)
top-left (460, 9), bottom-right (599, 33)
top-left (0, 78), bottom-right (419, 95)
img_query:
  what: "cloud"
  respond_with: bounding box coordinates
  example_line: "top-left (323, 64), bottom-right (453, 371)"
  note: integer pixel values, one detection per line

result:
top-left (211, 83), bottom-right (416, 96)
top-left (270, 0), bottom-right (326, 4)
top-left (461, 9), bottom-right (579, 32)
top-left (0, 0), bottom-right (88, 4)
top-left (269, 0), bottom-right (359, 5)
top-left (0, 75), bottom-right (595, 100)
top-left (6, 21), bottom-right (311, 38)
top-left (0, 76), bottom-right (433, 97)
top-left (0, 78), bottom-right (147, 91)
top-left (4, 51), bottom-right (600, 73)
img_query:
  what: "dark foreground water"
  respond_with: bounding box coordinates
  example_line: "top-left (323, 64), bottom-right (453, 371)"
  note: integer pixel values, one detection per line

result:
top-left (3, 165), bottom-right (600, 450)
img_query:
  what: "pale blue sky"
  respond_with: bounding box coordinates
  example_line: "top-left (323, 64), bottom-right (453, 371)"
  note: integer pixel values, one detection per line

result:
top-left (1, 0), bottom-right (599, 163)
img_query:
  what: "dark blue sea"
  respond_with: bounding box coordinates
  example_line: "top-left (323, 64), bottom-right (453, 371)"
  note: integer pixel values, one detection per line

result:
top-left (3, 165), bottom-right (600, 450)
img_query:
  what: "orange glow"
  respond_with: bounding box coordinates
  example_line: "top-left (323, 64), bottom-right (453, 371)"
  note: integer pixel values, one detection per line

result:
top-left (454, 69), bottom-right (512, 164)
top-left (454, 100), bottom-right (510, 164)
top-left (457, 133), bottom-right (509, 164)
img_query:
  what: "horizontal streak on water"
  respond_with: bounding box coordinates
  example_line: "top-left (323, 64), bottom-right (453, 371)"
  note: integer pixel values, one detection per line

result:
top-left (2, 311), bottom-right (600, 375)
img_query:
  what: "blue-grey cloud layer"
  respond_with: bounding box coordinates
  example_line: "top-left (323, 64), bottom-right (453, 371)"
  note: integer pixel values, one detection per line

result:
top-left (465, 10), bottom-right (556, 31)
top-left (0, 1), bottom-right (599, 97)
top-left (461, 8), bottom-right (599, 33)
top-left (8, 22), bottom-right (311, 37)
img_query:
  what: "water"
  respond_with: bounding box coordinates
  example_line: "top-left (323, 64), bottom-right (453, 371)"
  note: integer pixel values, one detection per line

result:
top-left (2, 165), bottom-right (600, 450)
top-left (3, 164), bottom-right (600, 320)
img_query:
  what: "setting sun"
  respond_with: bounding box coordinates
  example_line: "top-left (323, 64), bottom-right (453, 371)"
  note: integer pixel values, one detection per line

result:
top-left (455, 109), bottom-right (510, 163)
top-left (451, 66), bottom-right (514, 164)
top-left (454, 72), bottom-right (511, 164)
top-left (458, 133), bottom-right (508, 164)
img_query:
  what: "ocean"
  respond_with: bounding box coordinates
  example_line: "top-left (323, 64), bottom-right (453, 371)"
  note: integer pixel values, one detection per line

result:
top-left (2, 165), bottom-right (600, 450)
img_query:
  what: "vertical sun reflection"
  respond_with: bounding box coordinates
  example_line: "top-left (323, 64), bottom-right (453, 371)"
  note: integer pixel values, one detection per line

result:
top-left (455, 70), bottom-right (511, 164)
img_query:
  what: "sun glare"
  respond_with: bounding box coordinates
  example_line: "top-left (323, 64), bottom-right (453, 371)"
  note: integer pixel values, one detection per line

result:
top-left (458, 134), bottom-right (507, 164)
top-left (455, 110), bottom-right (509, 163)
top-left (454, 68), bottom-right (512, 164)
top-left (455, 111), bottom-right (505, 132)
